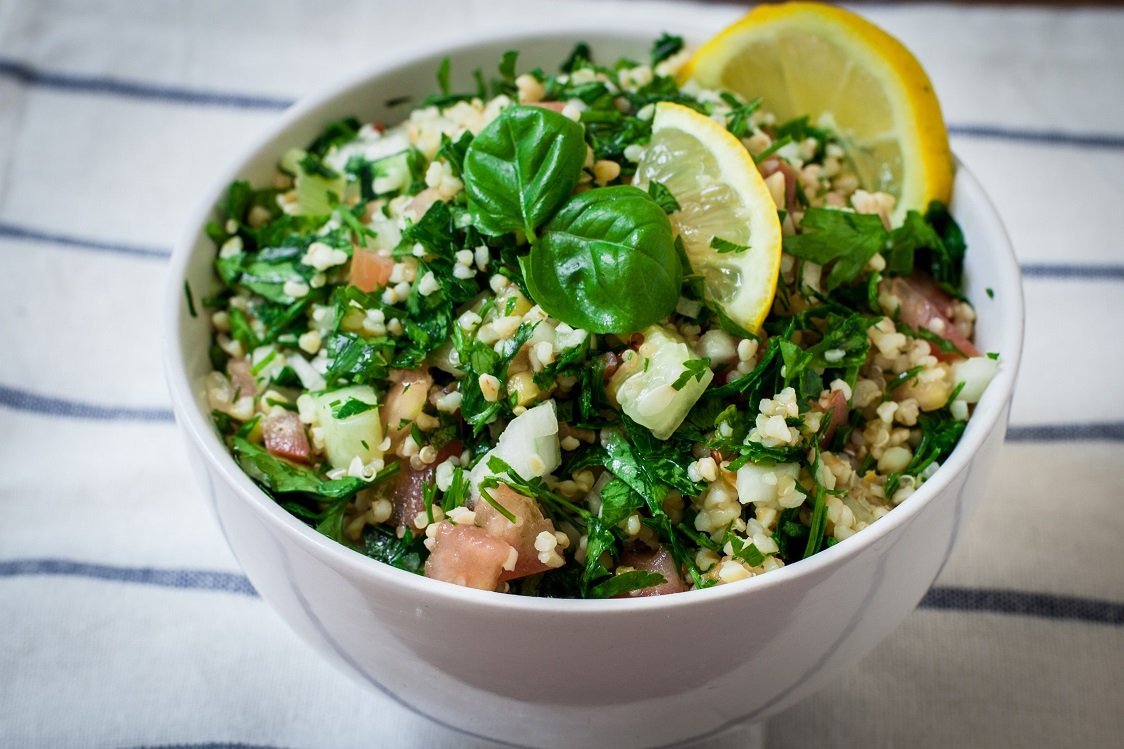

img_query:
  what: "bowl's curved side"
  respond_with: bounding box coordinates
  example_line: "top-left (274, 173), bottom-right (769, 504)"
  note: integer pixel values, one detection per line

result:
top-left (165, 24), bottom-right (1024, 749)
top-left (194, 401), bottom-right (1009, 749)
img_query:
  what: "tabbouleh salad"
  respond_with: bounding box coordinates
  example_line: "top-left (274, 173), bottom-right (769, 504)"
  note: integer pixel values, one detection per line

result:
top-left (194, 35), bottom-right (997, 598)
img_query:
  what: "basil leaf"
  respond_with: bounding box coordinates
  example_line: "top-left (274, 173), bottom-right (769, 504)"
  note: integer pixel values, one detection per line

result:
top-left (524, 186), bottom-right (681, 334)
top-left (462, 105), bottom-right (586, 239)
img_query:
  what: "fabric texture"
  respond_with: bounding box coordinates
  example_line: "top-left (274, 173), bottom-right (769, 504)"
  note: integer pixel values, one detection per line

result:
top-left (1, 1), bottom-right (1121, 747)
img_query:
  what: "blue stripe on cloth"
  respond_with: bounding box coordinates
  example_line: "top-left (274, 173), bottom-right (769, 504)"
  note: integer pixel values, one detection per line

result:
top-left (1006, 422), bottom-right (1124, 442)
top-left (0, 57), bottom-right (293, 110)
top-left (948, 123), bottom-right (1124, 150)
top-left (1020, 263), bottom-right (1124, 281)
top-left (0, 221), bottom-right (170, 259)
top-left (2, 57), bottom-right (1124, 151)
top-left (2, 558), bottom-right (1122, 627)
top-left (919, 587), bottom-right (1124, 627)
top-left (0, 559), bottom-right (257, 596)
top-left (127, 745), bottom-right (290, 749)
top-left (0, 385), bottom-right (174, 422)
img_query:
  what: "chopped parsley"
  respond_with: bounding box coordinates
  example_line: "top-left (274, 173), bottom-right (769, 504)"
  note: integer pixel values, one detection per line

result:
top-left (202, 38), bottom-right (988, 599)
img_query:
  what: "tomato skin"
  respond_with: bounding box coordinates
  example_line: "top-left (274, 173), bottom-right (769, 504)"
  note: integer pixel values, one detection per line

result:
top-left (387, 441), bottom-right (464, 532)
top-left (262, 411), bottom-right (311, 464)
top-left (475, 485), bottom-right (557, 582)
top-left (424, 523), bottom-right (515, 591)
top-left (404, 187), bottom-right (442, 218)
top-left (227, 359), bottom-right (257, 397)
top-left (383, 369), bottom-right (433, 446)
top-left (892, 276), bottom-right (978, 361)
top-left (530, 101), bottom-right (567, 113)
top-left (349, 248), bottom-right (394, 293)
top-left (616, 546), bottom-right (688, 597)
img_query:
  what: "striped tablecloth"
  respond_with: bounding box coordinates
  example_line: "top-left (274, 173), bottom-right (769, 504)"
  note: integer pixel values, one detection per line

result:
top-left (1, 1), bottom-right (1121, 747)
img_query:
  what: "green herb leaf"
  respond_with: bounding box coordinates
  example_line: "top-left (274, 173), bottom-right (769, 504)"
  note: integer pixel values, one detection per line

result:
top-left (671, 357), bottom-right (711, 391)
top-left (462, 105), bottom-right (587, 239)
top-left (598, 477), bottom-right (644, 527)
top-left (523, 185), bottom-right (681, 334)
top-left (498, 50), bottom-right (519, 82)
top-left (183, 281), bottom-right (197, 318)
top-left (650, 33), bottom-right (684, 65)
top-left (710, 236), bottom-right (750, 254)
top-left (332, 397), bottom-right (376, 420)
top-left (589, 569), bottom-right (666, 598)
top-left (232, 437), bottom-right (367, 499)
top-left (436, 57), bottom-right (451, 95)
top-left (323, 332), bottom-right (393, 386)
top-left (363, 524), bottom-right (424, 574)
top-left (435, 131), bottom-right (474, 178)
top-left (561, 42), bottom-right (592, 73)
top-left (921, 200), bottom-right (967, 289)
top-left (305, 117), bottom-right (361, 158)
top-left (646, 180), bottom-right (681, 214)
top-left (783, 208), bottom-right (888, 290)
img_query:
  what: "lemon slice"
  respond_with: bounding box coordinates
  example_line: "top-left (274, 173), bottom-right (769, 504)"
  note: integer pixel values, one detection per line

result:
top-left (634, 102), bottom-right (782, 333)
top-left (683, 1), bottom-right (952, 225)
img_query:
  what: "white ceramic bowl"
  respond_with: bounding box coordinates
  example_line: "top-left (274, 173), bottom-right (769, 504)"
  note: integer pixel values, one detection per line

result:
top-left (165, 21), bottom-right (1024, 749)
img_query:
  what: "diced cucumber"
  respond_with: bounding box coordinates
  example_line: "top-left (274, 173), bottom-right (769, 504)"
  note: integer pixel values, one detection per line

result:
top-left (281, 148), bottom-right (348, 217)
top-left (469, 401), bottom-right (560, 499)
top-left (610, 325), bottom-right (714, 440)
top-left (735, 462), bottom-right (802, 507)
top-left (951, 356), bottom-right (998, 404)
top-left (306, 386), bottom-right (383, 469)
top-left (369, 149), bottom-right (425, 196)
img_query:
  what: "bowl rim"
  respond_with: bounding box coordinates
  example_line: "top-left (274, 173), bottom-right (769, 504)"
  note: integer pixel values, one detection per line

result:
top-left (164, 20), bottom-right (1025, 616)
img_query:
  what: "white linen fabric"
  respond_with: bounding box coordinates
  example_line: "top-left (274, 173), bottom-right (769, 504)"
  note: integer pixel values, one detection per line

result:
top-left (0, 1), bottom-right (1121, 747)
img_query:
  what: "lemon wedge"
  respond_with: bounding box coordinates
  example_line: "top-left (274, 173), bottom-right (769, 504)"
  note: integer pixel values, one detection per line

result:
top-left (634, 102), bottom-right (782, 334)
top-left (683, 1), bottom-right (952, 225)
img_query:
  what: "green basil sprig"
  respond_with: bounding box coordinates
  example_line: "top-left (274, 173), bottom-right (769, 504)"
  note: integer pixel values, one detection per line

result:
top-left (522, 186), bottom-right (681, 334)
top-left (465, 106), bottom-right (682, 334)
top-left (463, 105), bottom-right (586, 241)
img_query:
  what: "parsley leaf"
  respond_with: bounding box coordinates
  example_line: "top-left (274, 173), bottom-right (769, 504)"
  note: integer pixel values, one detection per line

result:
top-left (710, 236), bottom-right (750, 254)
top-left (363, 524), bottom-right (425, 574)
top-left (783, 208), bottom-right (889, 290)
top-left (650, 33), bottom-right (684, 65)
top-left (646, 180), bottom-right (681, 215)
top-left (671, 358), bottom-right (711, 391)
top-left (589, 570), bottom-right (666, 598)
top-left (332, 397), bottom-right (376, 419)
top-left (231, 438), bottom-right (367, 499)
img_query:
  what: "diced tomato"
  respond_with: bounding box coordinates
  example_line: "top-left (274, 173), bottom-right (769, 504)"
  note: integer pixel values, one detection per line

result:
top-left (349, 248), bottom-right (394, 293)
top-left (616, 546), bottom-right (688, 597)
top-left (530, 101), bottom-right (567, 113)
top-left (387, 440), bottom-right (463, 531)
top-left (891, 275), bottom-right (978, 361)
top-left (383, 368), bottom-right (433, 445)
top-left (227, 359), bottom-right (257, 398)
top-left (475, 485), bottom-right (557, 581)
top-left (262, 411), bottom-right (311, 464)
top-left (424, 522), bottom-right (515, 591)
top-left (404, 187), bottom-right (442, 218)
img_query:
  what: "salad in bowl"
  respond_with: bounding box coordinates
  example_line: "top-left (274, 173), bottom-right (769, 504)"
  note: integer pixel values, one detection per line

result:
top-left (167, 5), bottom-right (1020, 746)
